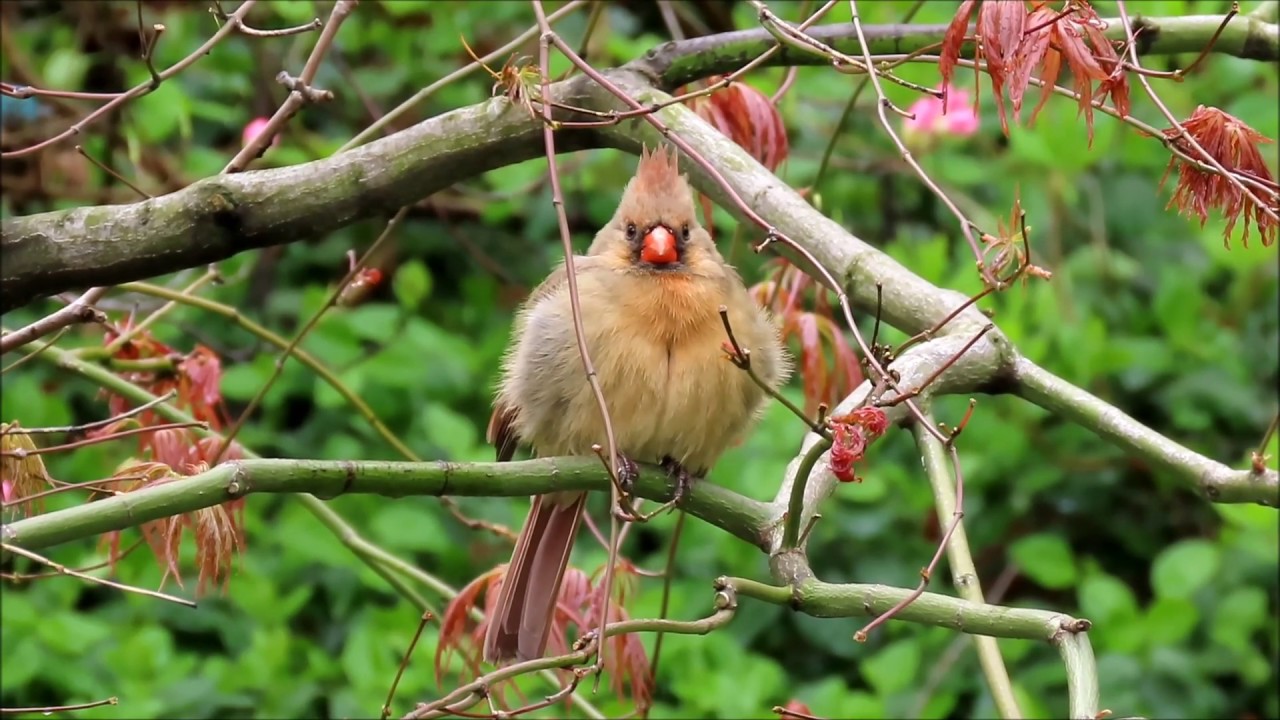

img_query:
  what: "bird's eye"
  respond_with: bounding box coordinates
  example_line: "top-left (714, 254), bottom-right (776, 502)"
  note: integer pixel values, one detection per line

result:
top-left (625, 223), bottom-right (637, 241)
top-left (681, 224), bottom-right (690, 241)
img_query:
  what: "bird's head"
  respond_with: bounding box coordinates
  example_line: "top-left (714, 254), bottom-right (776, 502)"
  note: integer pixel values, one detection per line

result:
top-left (590, 146), bottom-right (720, 275)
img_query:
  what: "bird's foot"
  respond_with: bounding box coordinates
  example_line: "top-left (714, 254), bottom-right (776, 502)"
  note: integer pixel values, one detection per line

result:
top-left (657, 456), bottom-right (696, 514)
top-left (614, 453), bottom-right (640, 496)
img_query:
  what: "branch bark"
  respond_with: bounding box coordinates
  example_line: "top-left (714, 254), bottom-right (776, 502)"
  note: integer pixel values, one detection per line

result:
top-left (0, 456), bottom-right (771, 555)
top-left (2, 10), bottom-right (1273, 313)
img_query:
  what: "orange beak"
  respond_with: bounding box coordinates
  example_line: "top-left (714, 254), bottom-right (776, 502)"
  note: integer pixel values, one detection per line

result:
top-left (640, 225), bottom-right (678, 265)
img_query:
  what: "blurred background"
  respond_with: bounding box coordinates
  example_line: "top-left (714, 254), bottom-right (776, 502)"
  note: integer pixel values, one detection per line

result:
top-left (1, 1), bottom-right (1277, 718)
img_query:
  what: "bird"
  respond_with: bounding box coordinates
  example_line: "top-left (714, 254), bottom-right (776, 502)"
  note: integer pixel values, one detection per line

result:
top-left (482, 145), bottom-right (791, 664)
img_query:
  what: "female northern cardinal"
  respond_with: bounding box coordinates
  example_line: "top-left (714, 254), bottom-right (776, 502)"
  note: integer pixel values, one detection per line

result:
top-left (483, 146), bottom-right (791, 663)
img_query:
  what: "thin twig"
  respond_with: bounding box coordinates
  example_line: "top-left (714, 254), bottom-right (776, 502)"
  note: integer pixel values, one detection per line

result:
top-left (98, 269), bottom-right (221, 357)
top-left (845, 0), bottom-right (995, 286)
top-left (1, 421), bottom-right (205, 458)
top-left (214, 206), bottom-right (408, 463)
top-left (1, 328), bottom-right (69, 374)
top-left (235, 17), bottom-right (324, 38)
top-left (382, 611), bottom-right (434, 720)
top-left (644, 509), bottom-right (686, 718)
top-left (75, 144), bottom-right (152, 199)
top-left (2, 542), bottom-right (196, 607)
top-left (337, 1), bottom-right (586, 153)
top-left (531, 0), bottom-right (626, 682)
top-left (0, 287), bottom-right (108, 355)
top-left (223, 0), bottom-right (358, 172)
top-left (0, 697), bottom-right (119, 715)
top-left (4, 391), bottom-right (179, 436)
top-left (1176, 2), bottom-right (1240, 77)
top-left (2, 1), bottom-right (259, 159)
top-left (403, 592), bottom-right (737, 719)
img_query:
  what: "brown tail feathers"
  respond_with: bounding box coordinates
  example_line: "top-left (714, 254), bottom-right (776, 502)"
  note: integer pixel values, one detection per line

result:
top-left (483, 491), bottom-right (587, 663)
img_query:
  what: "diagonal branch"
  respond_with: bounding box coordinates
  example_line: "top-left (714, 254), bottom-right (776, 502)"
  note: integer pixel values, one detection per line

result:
top-left (1015, 358), bottom-right (1280, 506)
top-left (2, 9), bottom-right (1272, 312)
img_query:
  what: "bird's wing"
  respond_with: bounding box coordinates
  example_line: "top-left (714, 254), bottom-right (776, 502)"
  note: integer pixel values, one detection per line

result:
top-left (487, 402), bottom-right (521, 462)
top-left (487, 255), bottom-right (607, 462)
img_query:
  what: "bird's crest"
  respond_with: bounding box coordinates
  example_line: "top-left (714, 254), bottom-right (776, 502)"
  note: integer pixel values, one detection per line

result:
top-left (632, 145), bottom-right (682, 196)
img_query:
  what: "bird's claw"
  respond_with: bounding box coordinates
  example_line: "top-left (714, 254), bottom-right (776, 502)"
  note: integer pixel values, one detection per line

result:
top-left (660, 456), bottom-right (695, 509)
top-left (615, 453), bottom-right (640, 496)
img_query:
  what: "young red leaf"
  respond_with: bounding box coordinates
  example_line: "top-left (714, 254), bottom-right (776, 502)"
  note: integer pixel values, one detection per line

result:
top-left (1161, 105), bottom-right (1278, 248)
top-left (939, 0), bottom-right (979, 99)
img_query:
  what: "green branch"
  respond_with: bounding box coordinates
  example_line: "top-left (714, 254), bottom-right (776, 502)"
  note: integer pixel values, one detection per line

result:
top-left (722, 574), bottom-right (1089, 642)
top-left (643, 12), bottom-right (1278, 89)
top-left (0, 456), bottom-right (772, 556)
top-left (915, 417), bottom-right (1023, 720)
top-left (1015, 358), bottom-right (1280, 507)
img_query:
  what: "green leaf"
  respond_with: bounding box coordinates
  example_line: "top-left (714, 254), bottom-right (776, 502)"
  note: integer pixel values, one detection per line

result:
top-left (1009, 532), bottom-right (1078, 589)
top-left (1211, 586), bottom-right (1268, 651)
top-left (1151, 539), bottom-right (1220, 599)
top-left (1143, 596), bottom-right (1199, 646)
top-left (370, 501), bottom-right (448, 554)
top-left (43, 47), bottom-right (90, 90)
top-left (861, 639), bottom-right (920, 695)
top-left (132, 81), bottom-right (192, 144)
top-left (343, 304), bottom-right (402, 343)
top-left (1078, 571), bottom-right (1139, 624)
top-left (393, 260), bottom-right (433, 309)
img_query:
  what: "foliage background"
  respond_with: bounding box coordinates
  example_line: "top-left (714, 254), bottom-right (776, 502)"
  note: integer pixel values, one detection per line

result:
top-left (1, 1), bottom-right (1277, 718)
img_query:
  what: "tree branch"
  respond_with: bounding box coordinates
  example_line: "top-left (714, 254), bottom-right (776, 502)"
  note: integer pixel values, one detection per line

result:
top-left (1015, 358), bottom-right (1280, 507)
top-left (2, 10), bottom-right (1271, 312)
top-left (915, 416), bottom-right (1022, 720)
top-left (0, 456), bottom-right (772, 557)
top-left (640, 12), bottom-right (1278, 89)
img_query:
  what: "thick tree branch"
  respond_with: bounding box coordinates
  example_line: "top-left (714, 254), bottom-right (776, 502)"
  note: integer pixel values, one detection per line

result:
top-left (1, 11), bottom-right (1271, 313)
top-left (0, 78), bottom-right (599, 313)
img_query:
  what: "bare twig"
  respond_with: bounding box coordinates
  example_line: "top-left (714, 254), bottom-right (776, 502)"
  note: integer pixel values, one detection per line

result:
top-left (382, 611), bottom-right (434, 720)
top-left (213, 205), bottom-right (407, 463)
top-left (2, 542), bottom-right (196, 607)
top-left (0, 697), bottom-right (119, 715)
top-left (531, 0), bottom-right (627, 681)
top-left (403, 587), bottom-right (738, 719)
top-left (75, 145), bottom-right (152, 199)
top-left (223, 0), bottom-right (359, 172)
top-left (0, 421), bottom-right (205, 458)
top-left (338, 1), bottom-right (586, 153)
top-left (0, 287), bottom-right (109, 355)
top-left (234, 17), bottom-right (323, 38)
top-left (846, 0), bottom-right (994, 286)
top-left (2, 1), bottom-right (259, 159)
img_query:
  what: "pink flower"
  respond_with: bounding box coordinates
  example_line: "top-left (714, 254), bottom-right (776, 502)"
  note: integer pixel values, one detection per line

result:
top-left (904, 85), bottom-right (980, 138)
top-left (241, 117), bottom-right (279, 148)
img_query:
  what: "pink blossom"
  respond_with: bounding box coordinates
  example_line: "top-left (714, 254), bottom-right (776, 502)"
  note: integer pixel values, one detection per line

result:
top-left (1, 479), bottom-right (11, 504)
top-left (241, 117), bottom-right (279, 148)
top-left (903, 85), bottom-right (980, 138)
